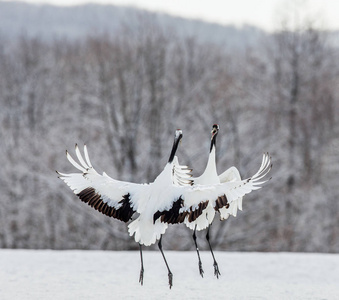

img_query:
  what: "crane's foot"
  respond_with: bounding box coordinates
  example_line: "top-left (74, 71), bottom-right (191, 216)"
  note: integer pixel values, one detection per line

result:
top-left (213, 261), bottom-right (221, 279)
top-left (198, 261), bottom-right (204, 278)
top-left (168, 271), bottom-right (173, 289)
top-left (139, 267), bottom-right (144, 286)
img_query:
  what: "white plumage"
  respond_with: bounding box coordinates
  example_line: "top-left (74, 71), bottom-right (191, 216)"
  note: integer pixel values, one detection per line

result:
top-left (127, 162), bottom-right (185, 246)
top-left (57, 128), bottom-right (271, 288)
top-left (218, 166), bottom-right (242, 219)
top-left (57, 130), bottom-right (191, 246)
top-left (153, 152), bottom-right (271, 228)
top-left (58, 137), bottom-right (270, 242)
top-left (184, 125), bottom-right (243, 231)
top-left (58, 130), bottom-right (192, 288)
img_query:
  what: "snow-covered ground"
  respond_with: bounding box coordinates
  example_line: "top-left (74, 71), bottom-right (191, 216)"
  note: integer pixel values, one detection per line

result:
top-left (0, 250), bottom-right (338, 300)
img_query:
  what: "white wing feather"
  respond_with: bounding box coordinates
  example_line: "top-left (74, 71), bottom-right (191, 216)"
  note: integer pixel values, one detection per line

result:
top-left (172, 153), bottom-right (271, 229)
top-left (219, 166), bottom-right (241, 183)
top-left (172, 156), bottom-right (193, 186)
top-left (58, 145), bottom-right (143, 221)
top-left (83, 144), bottom-right (93, 168)
top-left (59, 145), bottom-right (271, 244)
top-left (218, 166), bottom-right (243, 218)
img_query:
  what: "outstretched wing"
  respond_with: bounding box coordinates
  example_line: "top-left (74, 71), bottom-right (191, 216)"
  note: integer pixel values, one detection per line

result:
top-left (172, 156), bottom-right (193, 186)
top-left (219, 166), bottom-right (241, 183)
top-left (218, 166), bottom-right (243, 219)
top-left (57, 144), bottom-right (143, 222)
top-left (154, 153), bottom-right (272, 225)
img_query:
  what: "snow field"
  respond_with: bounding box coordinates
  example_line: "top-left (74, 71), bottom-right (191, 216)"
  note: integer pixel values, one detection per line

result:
top-left (0, 250), bottom-right (338, 300)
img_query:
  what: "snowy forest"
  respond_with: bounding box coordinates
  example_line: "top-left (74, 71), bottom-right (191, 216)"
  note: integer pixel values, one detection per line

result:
top-left (0, 2), bottom-right (338, 253)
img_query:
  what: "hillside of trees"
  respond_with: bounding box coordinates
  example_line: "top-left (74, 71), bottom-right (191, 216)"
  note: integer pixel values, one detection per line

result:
top-left (0, 2), bottom-right (338, 253)
top-left (0, 1), bottom-right (264, 49)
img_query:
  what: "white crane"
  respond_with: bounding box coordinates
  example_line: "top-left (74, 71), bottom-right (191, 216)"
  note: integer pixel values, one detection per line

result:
top-left (57, 130), bottom-right (191, 288)
top-left (182, 124), bottom-right (243, 277)
top-left (153, 126), bottom-right (272, 277)
top-left (58, 129), bottom-right (271, 288)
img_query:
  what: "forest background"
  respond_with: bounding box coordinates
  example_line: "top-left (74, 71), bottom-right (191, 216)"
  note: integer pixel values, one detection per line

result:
top-left (0, 1), bottom-right (338, 253)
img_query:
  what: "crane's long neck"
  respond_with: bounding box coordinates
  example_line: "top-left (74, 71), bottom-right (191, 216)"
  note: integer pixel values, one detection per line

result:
top-left (210, 132), bottom-right (217, 152)
top-left (154, 134), bottom-right (181, 185)
top-left (168, 136), bottom-right (180, 164)
top-left (205, 142), bottom-right (217, 175)
top-left (199, 134), bottom-right (218, 179)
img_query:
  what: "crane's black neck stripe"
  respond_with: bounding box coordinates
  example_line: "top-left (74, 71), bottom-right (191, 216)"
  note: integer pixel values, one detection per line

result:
top-left (168, 134), bottom-right (182, 163)
top-left (210, 133), bottom-right (217, 152)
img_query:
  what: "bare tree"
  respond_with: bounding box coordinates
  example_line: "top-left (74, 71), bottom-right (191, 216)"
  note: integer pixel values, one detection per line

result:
top-left (0, 13), bottom-right (338, 252)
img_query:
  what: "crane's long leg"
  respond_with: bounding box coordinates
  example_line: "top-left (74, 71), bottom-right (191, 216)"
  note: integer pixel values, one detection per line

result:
top-left (192, 225), bottom-right (204, 277)
top-left (158, 235), bottom-right (173, 289)
top-left (139, 243), bottom-right (144, 285)
top-left (206, 226), bottom-right (221, 278)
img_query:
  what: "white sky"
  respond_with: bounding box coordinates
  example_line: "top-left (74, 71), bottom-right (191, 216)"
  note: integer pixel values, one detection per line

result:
top-left (4, 0), bottom-right (339, 31)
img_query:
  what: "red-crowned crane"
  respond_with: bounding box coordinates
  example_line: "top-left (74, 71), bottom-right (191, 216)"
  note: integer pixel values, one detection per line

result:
top-left (153, 125), bottom-right (271, 278)
top-left (183, 124), bottom-right (243, 277)
top-left (57, 130), bottom-right (191, 288)
top-left (58, 129), bottom-right (271, 288)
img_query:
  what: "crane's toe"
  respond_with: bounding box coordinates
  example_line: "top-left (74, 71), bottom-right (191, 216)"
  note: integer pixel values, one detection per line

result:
top-left (213, 261), bottom-right (221, 278)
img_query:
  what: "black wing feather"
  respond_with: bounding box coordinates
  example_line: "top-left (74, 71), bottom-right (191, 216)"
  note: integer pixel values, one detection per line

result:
top-left (77, 187), bottom-right (135, 222)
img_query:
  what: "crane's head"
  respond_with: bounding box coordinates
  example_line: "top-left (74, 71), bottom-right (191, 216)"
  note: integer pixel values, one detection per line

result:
top-left (211, 124), bottom-right (219, 140)
top-left (175, 129), bottom-right (183, 142)
top-left (168, 129), bottom-right (183, 163)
